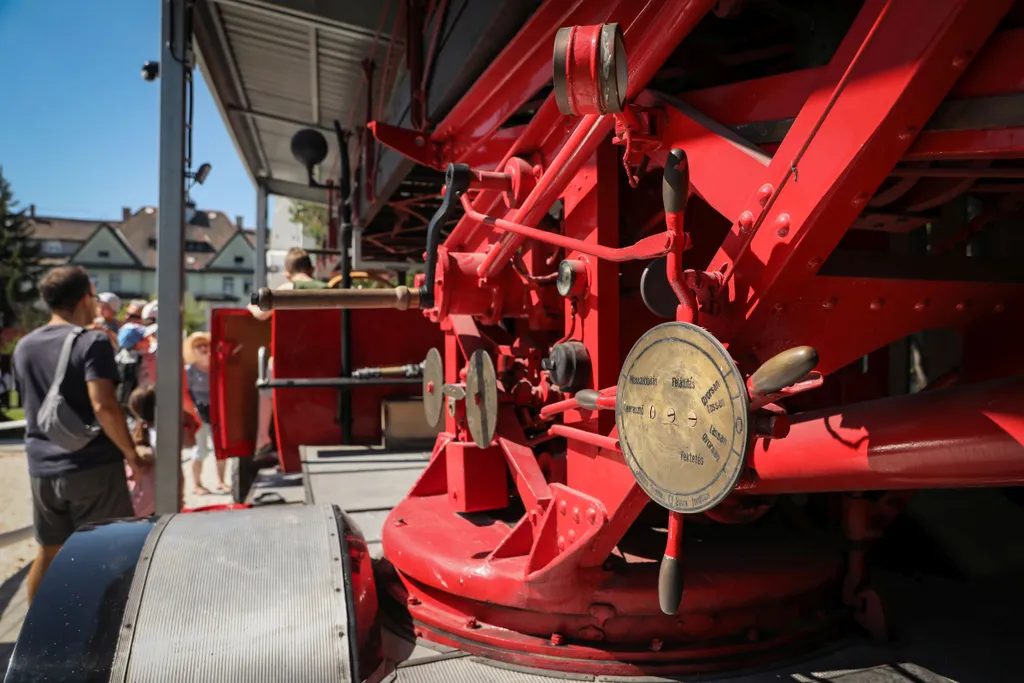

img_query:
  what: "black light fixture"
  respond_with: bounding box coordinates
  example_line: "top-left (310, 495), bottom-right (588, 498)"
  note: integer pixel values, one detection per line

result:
top-left (141, 61), bottom-right (160, 82)
top-left (291, 128), bottom-right (329, 188)
top-left (186, 162), bottom-right (213, 188)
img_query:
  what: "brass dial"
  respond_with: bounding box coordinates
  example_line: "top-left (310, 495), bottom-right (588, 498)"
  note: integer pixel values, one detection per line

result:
top-left (616, 322), bottom-right (749, 514)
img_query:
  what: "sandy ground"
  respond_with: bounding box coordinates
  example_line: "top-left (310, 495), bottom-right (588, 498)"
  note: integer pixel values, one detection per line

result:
top-left (0, 439), bottom-right (237, 669)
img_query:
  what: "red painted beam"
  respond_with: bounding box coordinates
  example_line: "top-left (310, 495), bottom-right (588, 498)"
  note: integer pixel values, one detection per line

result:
top-left (720, 0), bottom-right (1013, 362)
top-left (745, 377), bottom-right (1024, 494)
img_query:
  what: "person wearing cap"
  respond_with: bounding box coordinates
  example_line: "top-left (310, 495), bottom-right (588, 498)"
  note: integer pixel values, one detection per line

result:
top-left (97, 292), bottom-right (122, 333)
top-left (115, 323), bottom-right (151, 408)
top-left (183, 332), bottom-right (227, 495)
top-left (141, 300), bottom-right (158, 325)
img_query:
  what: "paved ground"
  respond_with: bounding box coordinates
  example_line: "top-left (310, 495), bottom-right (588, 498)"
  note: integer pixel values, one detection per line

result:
top-left (0, 438), bottom-right (236, 672)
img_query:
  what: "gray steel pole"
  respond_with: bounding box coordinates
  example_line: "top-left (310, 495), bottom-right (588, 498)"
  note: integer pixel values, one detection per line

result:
top-left (255, 185), bottom-right (268, 289)
top-left (155, 0), bottom-right (189, 514)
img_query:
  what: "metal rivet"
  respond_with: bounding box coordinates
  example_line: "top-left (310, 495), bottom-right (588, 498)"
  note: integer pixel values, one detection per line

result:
top-left (898, 126), bottom-right (918, 141)
top-left (994, 303), bottom-right (1005, 313)
top-left (568, 529), bottom-right (577, 542)
top-left (757, 183), bottom-right (774, 206)
top-left (559, 500), bottom-right (568, 515)
top-left (774, 213), bottom-right (790, 238)
top-left (870, 298), bottom-right (885, 310)
top-left (852, 192), bottom-right (869, 207)
top-left (572, 507), bottom-right (580, 523)
top-left (587, 507), bottom-right (597, 524)
top-left (822, 297), bottom-right (837, 310)
top-left (914, 299), bottom-right (929, 312)
top-left (955, 301), bottom-right (968, 312)
top-left (771, 303), bottom-right (785, 314)
top-left (650, 638), bottom-right (663, 652)
top-left (807, 257), bottom-right (822, 271)
top-left (558, 535), bottom-right (566, 551)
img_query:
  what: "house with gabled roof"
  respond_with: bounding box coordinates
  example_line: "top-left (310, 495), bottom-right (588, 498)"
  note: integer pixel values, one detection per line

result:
top-left (24, 203), bottom-right (264, 311)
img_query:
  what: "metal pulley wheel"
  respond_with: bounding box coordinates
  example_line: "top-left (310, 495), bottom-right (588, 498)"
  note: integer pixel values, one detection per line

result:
top-left (616, 322), bottom-right (750, 514)
top-left (465, 349), bottom-right (499, 449)
top-left (422, 347), bottom-right (444, 428)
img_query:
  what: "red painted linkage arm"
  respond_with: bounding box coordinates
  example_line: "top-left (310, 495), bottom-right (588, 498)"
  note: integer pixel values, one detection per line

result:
top-left (459, 194), bottom-right (678, 263)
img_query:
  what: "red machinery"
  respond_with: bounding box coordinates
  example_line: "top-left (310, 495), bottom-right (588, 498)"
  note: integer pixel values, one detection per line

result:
top-left (13, 2), bottom-right (1024, 682)
top-left (250, 0), bottom-right (1024, 676)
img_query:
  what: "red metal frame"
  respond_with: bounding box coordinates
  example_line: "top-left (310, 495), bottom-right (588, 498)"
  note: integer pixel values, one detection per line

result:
top-left (315, 0), bottom-right (1024, 675)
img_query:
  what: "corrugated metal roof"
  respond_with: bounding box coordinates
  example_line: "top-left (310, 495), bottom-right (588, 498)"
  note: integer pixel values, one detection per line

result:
top-left (195, 0), bottom-right (403, 204)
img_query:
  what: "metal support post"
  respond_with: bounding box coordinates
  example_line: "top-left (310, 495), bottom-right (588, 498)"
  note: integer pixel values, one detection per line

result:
top-left (255, 185), bottom-right (268, 290)
top-left (155, 0), bottom-right (190, 514)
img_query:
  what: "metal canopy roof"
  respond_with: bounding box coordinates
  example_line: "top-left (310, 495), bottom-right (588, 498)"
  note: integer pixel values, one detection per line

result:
top-left (194, 0), bottom-right (402, 206)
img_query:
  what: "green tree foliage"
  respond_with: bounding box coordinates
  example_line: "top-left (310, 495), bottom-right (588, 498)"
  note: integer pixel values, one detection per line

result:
top-left (288, 200), bottom-right (329, 243)
top-left (0, 168), bottom-right (42, 330)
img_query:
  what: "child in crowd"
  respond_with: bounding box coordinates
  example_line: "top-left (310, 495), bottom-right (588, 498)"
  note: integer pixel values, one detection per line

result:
top-left (184, 332), bottom-right (227, 494)
top-left (115, 323), bottom-right (152, 408)
top-left (126, 384), bottom-right (198, 515)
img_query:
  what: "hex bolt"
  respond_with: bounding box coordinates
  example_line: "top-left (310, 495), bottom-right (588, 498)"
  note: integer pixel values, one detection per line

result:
top-left (551, 633), bottom-right (565, 646)
top-left (650, 638), bottom-right (663, 652)
top-left (407, 596), bottom-right (420, 606)
top-left (465, 617), bottom-right (479, 629)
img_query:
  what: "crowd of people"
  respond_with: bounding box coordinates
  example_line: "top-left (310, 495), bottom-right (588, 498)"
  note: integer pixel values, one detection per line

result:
top-left (11, 265), bottom-right (217, 604)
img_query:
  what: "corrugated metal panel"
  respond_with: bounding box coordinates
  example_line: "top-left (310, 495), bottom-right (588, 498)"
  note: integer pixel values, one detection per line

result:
top-left (210, 0), bottom-right (403, 193)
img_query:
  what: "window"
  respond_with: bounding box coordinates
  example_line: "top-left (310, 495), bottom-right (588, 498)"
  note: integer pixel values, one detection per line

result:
top-left (148, 238), bottom-right (158, 249)
top-left (223, 276), bottom-right (235, 296)
top-left (44, 240), bottom-right (62, 255)
top-left (98, 250), bottom-right (110, 258)
top-left (234, 255), bottom-right (245, 265)
top-left (109, 273), bottom-right (121, 292)
top-left (244, 280), bottom-right (252, 294)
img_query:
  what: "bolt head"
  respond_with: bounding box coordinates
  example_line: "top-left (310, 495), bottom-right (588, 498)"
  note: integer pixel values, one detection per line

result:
top-left (757, 183), bottom-right (774, 206)
top-left (737, 210), bottom-right (754, 233)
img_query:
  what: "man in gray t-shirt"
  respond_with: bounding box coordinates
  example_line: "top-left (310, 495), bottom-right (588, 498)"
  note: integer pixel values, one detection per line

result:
top-left (13, 266), bottom-right (151, 604)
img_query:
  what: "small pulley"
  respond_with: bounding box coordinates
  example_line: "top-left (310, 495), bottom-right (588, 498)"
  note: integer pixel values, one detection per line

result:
top-left (422, 348), bottom-right (444, 428)
top-left (616, 322), bottom-right (750, 515)
top-left (465, 349), bottom-right (499, 449)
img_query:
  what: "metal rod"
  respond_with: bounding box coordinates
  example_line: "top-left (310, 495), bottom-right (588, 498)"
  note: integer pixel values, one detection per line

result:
top-left (259, 377), bottom-right (421, 388)
top-left (548, 424), bottom-right (621, 452)
top-left (155, 0), bottom-right (189, 515)
top-left (460, 194), bottom-right (672, 262)
top-left (255, 185), bottom-right (268, 290)
top-left (743, 377), bottom-right (1024, 495)
top-left (252, 285), bottom-right (421, 311)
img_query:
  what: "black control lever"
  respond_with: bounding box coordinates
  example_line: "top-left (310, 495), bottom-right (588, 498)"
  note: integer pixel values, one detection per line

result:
top-left (421, 164), bottom-right (471, 308)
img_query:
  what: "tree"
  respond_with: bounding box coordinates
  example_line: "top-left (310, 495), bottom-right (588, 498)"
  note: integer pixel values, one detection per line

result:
top-left (288, 200), bottom-right (329, 244)
top-left (0, 168), bottom-right (42, 330)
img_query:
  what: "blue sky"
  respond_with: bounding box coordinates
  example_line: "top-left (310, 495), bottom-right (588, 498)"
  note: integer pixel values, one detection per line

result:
top-left (0, 0), bottom-right (260, 225)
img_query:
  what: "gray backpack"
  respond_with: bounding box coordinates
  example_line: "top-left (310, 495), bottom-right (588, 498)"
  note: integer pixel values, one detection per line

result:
top-left (38, 327), bottom-right (102, 451)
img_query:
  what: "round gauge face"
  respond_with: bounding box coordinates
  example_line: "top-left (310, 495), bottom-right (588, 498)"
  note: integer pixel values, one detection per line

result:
top-left (422, 347), bottom-right (444, 428)
top-left (466, 349), bottom-right (498, 449)
top-left (616, 322), bottom-right (749, 514)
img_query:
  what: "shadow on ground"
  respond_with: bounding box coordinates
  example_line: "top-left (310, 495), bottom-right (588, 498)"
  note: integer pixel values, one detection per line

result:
top-left (0, 564), bottom-right (29, 679)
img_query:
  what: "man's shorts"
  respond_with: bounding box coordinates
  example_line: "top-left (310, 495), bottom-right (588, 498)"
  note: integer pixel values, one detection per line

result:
top-left (31, 461), bottom-right (136, 546)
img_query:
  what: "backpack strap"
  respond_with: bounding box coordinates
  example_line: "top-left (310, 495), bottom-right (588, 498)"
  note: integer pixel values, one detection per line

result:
top-left (50, 326), bottom-right (86, 395)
